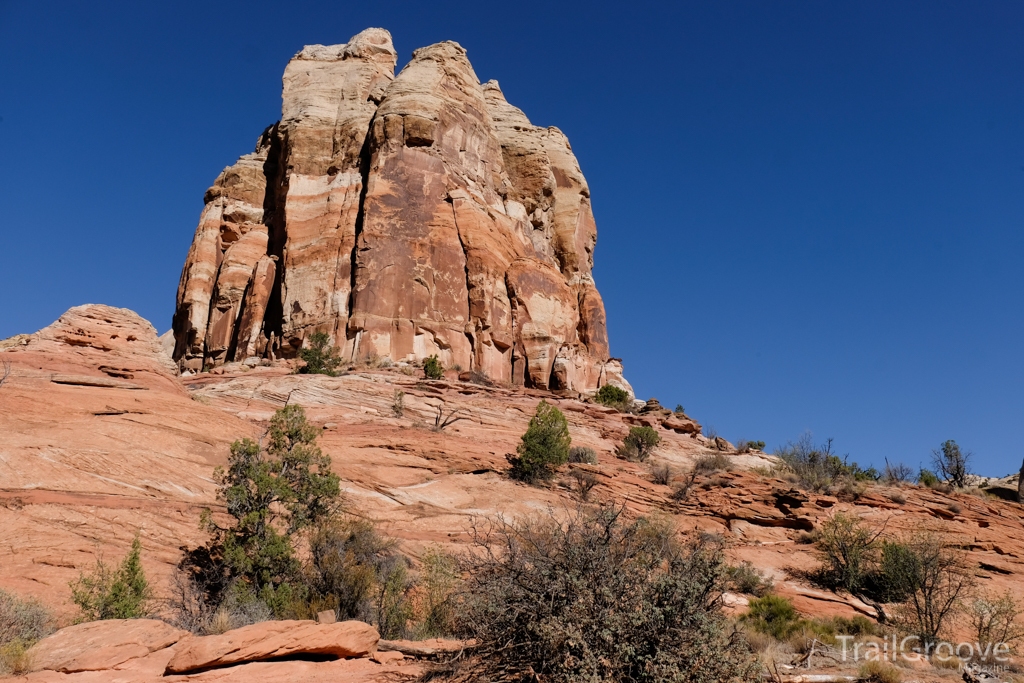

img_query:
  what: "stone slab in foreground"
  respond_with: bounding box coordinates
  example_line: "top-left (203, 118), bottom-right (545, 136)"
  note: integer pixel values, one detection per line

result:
top-left (164, 619), bottom-right (379, 674)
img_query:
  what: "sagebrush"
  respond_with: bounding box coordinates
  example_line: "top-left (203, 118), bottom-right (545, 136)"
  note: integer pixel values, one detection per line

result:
top-left (455, 505), bottom-right (755, 683)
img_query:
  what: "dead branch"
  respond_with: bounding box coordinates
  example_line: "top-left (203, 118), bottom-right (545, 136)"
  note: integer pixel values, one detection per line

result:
top-left (432, 404), bottom-right (468, 432)
top-left (0, 359), bottom-right (11, 389)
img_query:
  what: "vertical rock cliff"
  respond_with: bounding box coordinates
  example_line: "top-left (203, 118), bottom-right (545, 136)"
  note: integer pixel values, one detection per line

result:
top-left (172, 28), bottom-right (629, 394)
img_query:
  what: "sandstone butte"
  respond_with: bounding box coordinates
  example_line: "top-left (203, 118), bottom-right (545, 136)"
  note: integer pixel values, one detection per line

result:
top-left (171, 28), bottom-right (628, 397)
top-left (3, 27), bottom-right (1024, 683)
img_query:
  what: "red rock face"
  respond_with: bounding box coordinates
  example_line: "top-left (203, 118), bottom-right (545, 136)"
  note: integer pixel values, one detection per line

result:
top-left (172, 29), bottom-right (625, 394)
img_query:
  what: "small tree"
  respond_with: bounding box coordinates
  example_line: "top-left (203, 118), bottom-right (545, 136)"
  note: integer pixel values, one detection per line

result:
top-left (618, 426), bottom-right (661, 462)
top-left (968, 591), bottom-right (1024, 655)
top-left (507, 401), bottom-right (571, 483)
top-left (70, 535), bottom-right (152, 621)
top-left (890, 533), bottom-right (975, 645)
top-left (299, 331), bottom-right (342, 376)
top-left (931, 440), bottom-right (971, 488)
top-left (423, 355), bottom-right (444, 380)
top-left (206, 404), bottom-right (340, 614)
top-left (814, 513), bottom-right (883, 594)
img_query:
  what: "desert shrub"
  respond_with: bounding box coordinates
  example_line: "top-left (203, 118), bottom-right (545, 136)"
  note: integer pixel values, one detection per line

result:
top-left (888, 490), bottom-right (907, 505)
top-left (726, 562), bottom-right (774, 597)
top-left (299, 331), bottom-right (342, 376)
top-left (467, 370), bottom-right (490, 385)
top-left (456, 505), bottom-right (756, 683)
top-left (617, 425), bottom-right (661, 462)
top-left (882, 459), bottom-right (914, 484)
top-left (737, 440), bottom-right (766, 452)
top-left (0, 590), bottom-right (54, 674)
top-left (694, 452), bottom-right (731, 474)
top-left (859, 660), bottom-right (902, 683)
top-left (674, 404), bottom-right (685, 415)
top-left (968, 591), bottom-right (1024, 656)
top-left (204, 589), bottom-right (272, 634)
top-left (888, 533), bottom-right (976, 645)
top-left (670, 470), bottom-right (698, 501)
top-left (392, 389), bottom-right (404, 417)
top-left (650, 463), bottom-right (672, 485)
top-left (568, 469), bottom-right (599, 501)
top-left (70, 534), bottom-right (152, 621)
top-left (0, 638), bottom-right (33, 675)
top-left (593, 384), bottom-right (631, 411)
top-left (567, 445), bottom-right (598, 465)
top-left (775, 434), bottom-right (877, 492)
top-left (306, 517), bottom-right (413, 638)
top-left (814, 513), bottom-right (881, 594)
top-left (947, 502), bottom-right (962, 514)
top-left (416, 546), bottom-right (459, 638)
top-left (423, 355), bottom-right (444, 380)
top-left (507, 401), bottom-right (570, 483)
top-left (743, 594), bottom-right (802, 640)
top-left (932, 440), bottom-right (972, 489)
top-left (826, 614), bottom-right (879, 637)
top-left (0, 590), bottom-right (53, 647)
top-left (918, 468), bottom-right (939, 487)
top-left (199, 405), bottom-right (341, 616)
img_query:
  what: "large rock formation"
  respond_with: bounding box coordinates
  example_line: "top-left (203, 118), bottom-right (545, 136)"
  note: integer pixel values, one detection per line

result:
top-left (172, 28), bottom-right (627, 394)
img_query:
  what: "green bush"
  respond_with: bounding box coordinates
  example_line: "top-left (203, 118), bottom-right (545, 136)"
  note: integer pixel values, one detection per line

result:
top-left (814, 513), bottom-right (880, 594)
top-left (70, 535), bottom-right (152, 621)
top-left (618, 426), bottom-right (661, 462)
top-left (743, 594), bottom-right (802, 640)
top-left (738, 440), bottom-right (766, 452)
top-left (299, 331), bottom-right (342, 376)
top-left (918, 468), bottom-right (939, 487)
top-left (457, 506), bottom-right (756, 683)
top-left (726, 562), bottom-right (774, 597)
top-left (593, 384), bottom-right (631, 411)
top-left (507, 401), bottom-right (571, 483)
top-left (874, 540), bottom-right (920, 603)
top-left (568, 445), bottom-right (598, 465)
top-left (423, 355), bottom-right (444, 380)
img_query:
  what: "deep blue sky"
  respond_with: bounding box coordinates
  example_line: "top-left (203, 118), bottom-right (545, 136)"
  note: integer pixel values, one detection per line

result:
top-left (2, 1), bottom-right (1022, 476)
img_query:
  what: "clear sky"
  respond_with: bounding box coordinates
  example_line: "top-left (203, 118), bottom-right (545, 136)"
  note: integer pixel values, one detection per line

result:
top-left (1, 1), bottom-right (1021, 476)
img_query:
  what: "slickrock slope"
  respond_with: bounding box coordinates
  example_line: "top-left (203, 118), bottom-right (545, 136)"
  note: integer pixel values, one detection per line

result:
top-left (171, 29), bottom-right (627, 395)
top-left (5, 305), bottom-right (1024, 633)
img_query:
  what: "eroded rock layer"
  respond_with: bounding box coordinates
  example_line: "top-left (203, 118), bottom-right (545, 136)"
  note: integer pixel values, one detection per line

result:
top-left (172, 28), bottom-right (625, 393)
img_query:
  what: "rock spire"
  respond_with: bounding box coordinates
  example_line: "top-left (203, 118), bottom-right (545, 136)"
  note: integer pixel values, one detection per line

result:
top-left (172, 28), bottom-right (628, 394)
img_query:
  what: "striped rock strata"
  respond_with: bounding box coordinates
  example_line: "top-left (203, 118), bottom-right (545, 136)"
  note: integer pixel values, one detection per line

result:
top-left (172, 28), bottom-right (628, 394)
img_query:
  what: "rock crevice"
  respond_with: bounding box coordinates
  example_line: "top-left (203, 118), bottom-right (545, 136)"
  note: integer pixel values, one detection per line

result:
top-left (172, 28), bottom-right (630, 395)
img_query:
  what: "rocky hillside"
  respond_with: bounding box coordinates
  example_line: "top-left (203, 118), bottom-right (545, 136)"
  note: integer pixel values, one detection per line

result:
top-left (3, 306), bottom-right (1023, 629)
top-left (172, 28), bottom-right (625, 395)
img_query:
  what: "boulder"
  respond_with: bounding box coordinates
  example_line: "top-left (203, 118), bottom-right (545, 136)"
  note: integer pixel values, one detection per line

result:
top-left (27, 619), bottom-right (188, 673)
top-left (164, 619), bottom-right (379, 674)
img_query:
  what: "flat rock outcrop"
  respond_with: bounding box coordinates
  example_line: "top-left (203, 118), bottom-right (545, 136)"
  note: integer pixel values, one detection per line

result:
top-left (171, 28), bottom-right (629, 395)
top-left (165, 620), bottom-right (379, 673)
top-left (26, 619), bottom-right (187, 673)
